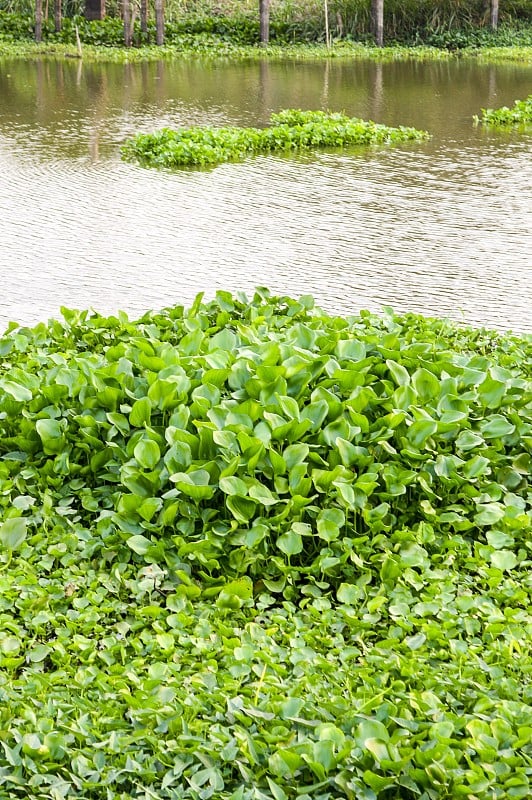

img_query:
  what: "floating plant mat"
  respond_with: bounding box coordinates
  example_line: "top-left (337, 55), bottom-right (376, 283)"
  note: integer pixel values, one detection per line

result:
top-left (0, 290), bottom-right (531, 799)
top-left (121, 109), bottom-right (429, 168)
top-left (474, 94), bottom-right (532, 126)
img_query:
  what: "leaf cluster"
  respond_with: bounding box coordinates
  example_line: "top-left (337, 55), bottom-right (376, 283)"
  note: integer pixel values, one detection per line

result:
top-left (474, 94), bottom-right (532, 127)
top-left (121, 110), bottom-right (429, 169)
top-left (0, 290), bottom-right (531, 798)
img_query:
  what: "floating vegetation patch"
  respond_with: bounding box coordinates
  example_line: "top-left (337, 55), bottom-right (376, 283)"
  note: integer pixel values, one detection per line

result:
top-left (121, 109), bottom-right (430, 168)
top-left (474, 94), bottom-right (532, 126)
top-left (0, 290), bottom-right (531, 799)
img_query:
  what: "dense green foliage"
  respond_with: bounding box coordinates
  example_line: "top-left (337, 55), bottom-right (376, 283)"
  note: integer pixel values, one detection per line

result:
top-left (1, 5), bottom-right (532, 49)
top-left (0, 291), bottom-right (531, 799)
top-left (474, 94), bottom-right (532, 126)
top-left (7, 37), bottom-right (527, 65)
top-left (1, 0), bottom-right (532, 45)
top-left (121, 110), bottom-right (429, 168)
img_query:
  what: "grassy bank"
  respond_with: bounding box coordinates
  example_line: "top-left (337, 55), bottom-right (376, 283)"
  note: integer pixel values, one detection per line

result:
top-left (1, 9), bottom-right (532, 63)
top-left (1, 36), bottom-right (532, 64)
top-left (0, 291), bottom-right (530, 799)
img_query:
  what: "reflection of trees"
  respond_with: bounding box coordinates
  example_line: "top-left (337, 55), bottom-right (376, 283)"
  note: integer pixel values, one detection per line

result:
top-left (1, 58), bottom-right (530, 162)
top-left (369, 62), bottom-right (383, 120)
top-left (258, 60), bottom-right (270, 122)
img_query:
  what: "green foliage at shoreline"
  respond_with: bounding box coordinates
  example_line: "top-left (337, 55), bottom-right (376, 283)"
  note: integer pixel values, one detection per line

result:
top-left (1, 13), bottom-right (531, 64)
top-left (121, 110), bottom-right (429, 168)
top-left (474, 94), bottom-right (532, 127)
top-left (1, 38), bottom-right (531, 66)
top-left (0, 291), bottom-right (531, 798)
top-left (0, 9), bottom-right (531, 63)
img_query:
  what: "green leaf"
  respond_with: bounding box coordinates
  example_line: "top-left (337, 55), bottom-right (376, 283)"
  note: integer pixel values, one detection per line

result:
top-left (0, 517), bottom-right (28, 551)
top-left (248, 483), bottom-right (278, 506)
top-left (364, 737), bottom-right (390, 762)
top-left (224, 577), bottom-right (253, 599)
top-left (0, 380), bottom-right (33, 402)
top-left (405, 633), bottom-right (426, 650)
top-left (486, 530), bottom-right (514, 549)
top-left (277, 530), bottom-right (303, 556)
top-left (336, 339), bottom-right (366, 361)
top-left (219, 476), bottom-right (248, 496)
top-left (481, 415), bottom-right (515, 438)
top-left (356, 719), bottom-right (390, 744)
top-left (27, 643), bottom-right (51, 663)
top-left (456, 429), bottom-right (485, 451)
top-left (226, 495), bottom-right (256, 522)
top-left (170, 470), bottom-right (214, 500)
top-left (36, 418), bottom-right (65, 454)
top-left (317, 507), bottom-right (345, 542)
top-left (127, 534), bottom-right (152, 555)
top-left (134, 439), bottom-right (161, 470)
top-left (407, 418), bottom-right (438, 447)
top-left (337, 583), bottom-right (362, 605)
top-left (490, 550), bottom-right (518, 571)
top-left (474, 503), bottom-right (505, 526)
top-left (412, 367), bottom-right (440, 401)
top-left (129, 397), bottom-right (152, 427)
top-left (386, 359), bottom-right (410, 386)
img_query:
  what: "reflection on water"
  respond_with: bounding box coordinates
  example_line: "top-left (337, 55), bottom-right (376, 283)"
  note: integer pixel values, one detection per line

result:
top-left (0, 57), bottom-right (531, 332)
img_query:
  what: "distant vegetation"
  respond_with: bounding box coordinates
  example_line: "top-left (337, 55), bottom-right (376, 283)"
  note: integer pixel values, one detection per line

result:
top-left (474, 94), bottom-right (532, 126)
top-left (121, 110), bottom-right (429, 169)
top-left (0, 291), bottom-right (531, 799)
top-left (1, 0), bottom-right (531, 48)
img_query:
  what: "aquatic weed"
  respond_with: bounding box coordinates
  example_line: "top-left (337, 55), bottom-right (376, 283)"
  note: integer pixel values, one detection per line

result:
top-left (121, 109), bottom-right (429, 169)
top-left (0, 291), bottom-right (530, 799)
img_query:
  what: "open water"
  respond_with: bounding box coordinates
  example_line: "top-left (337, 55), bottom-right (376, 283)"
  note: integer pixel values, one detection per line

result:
top-left (0, 56), bottom-right (531, 331)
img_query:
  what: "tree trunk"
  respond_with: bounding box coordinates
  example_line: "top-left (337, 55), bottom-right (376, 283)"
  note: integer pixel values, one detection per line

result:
top-left (259, 0), bottom-right (270, 46)
top-left (141, 0), bottom-right (148, 36)
top-left (371, 0), bottom-right (384, 47)
top-left (35, 0), bottom-right (43, 42)
top-left (155, 0), bottom-right (164, 45)
top-left (85, 0), bottom-right (105, 20)
top-left (54, 0), bottom-right (61, 32)
top-left (123, 0), bottom-right (132, 47)
top-left (490, 0), bottom-right (499, 30)
top-left (324, 0), bottom-right (330, 48)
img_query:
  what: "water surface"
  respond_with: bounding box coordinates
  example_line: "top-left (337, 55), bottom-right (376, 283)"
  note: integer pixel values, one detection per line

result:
top-left (0, 57), bottom-right (531, 331)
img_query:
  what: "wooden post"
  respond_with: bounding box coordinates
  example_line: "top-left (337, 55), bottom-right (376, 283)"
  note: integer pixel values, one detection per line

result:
top-left (54, 0), bottom-right (61, 32)
top-left (85, 0), bottom-right (105, 21)
top-left (371, 0), bottom-right (384, 47)
top-left (490, 0), bottom-right (499, 30)
top-left (259, 0), bottom-right (270, 46)
top-left (155, 0), bottom-right (164, 45)
top-left (35, 0), bottom-right (43, 42)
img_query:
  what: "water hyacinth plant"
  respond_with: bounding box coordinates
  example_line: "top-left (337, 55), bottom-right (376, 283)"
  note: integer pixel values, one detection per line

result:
top-left (474, 94), bottom-right (532, 126)
top-left (0, 290), bottom-right (531, 799)
top-left (121, 109), bottom-right (430, 168)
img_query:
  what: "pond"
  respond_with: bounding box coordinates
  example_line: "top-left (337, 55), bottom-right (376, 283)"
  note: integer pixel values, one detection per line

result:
top-left (0, 56), bottom-right (531, 332)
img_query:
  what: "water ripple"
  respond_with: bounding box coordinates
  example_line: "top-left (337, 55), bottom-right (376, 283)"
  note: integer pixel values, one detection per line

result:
top-left (0, 57), bottom-right (531, 333)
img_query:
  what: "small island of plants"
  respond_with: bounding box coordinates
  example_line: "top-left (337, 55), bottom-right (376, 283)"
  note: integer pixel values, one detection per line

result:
top-left (0, 290), bottom-right (530, 799)
top-left (474, 94), bottom-right (532, 127)
top-left (121, 109), bottom-right (430, 168)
